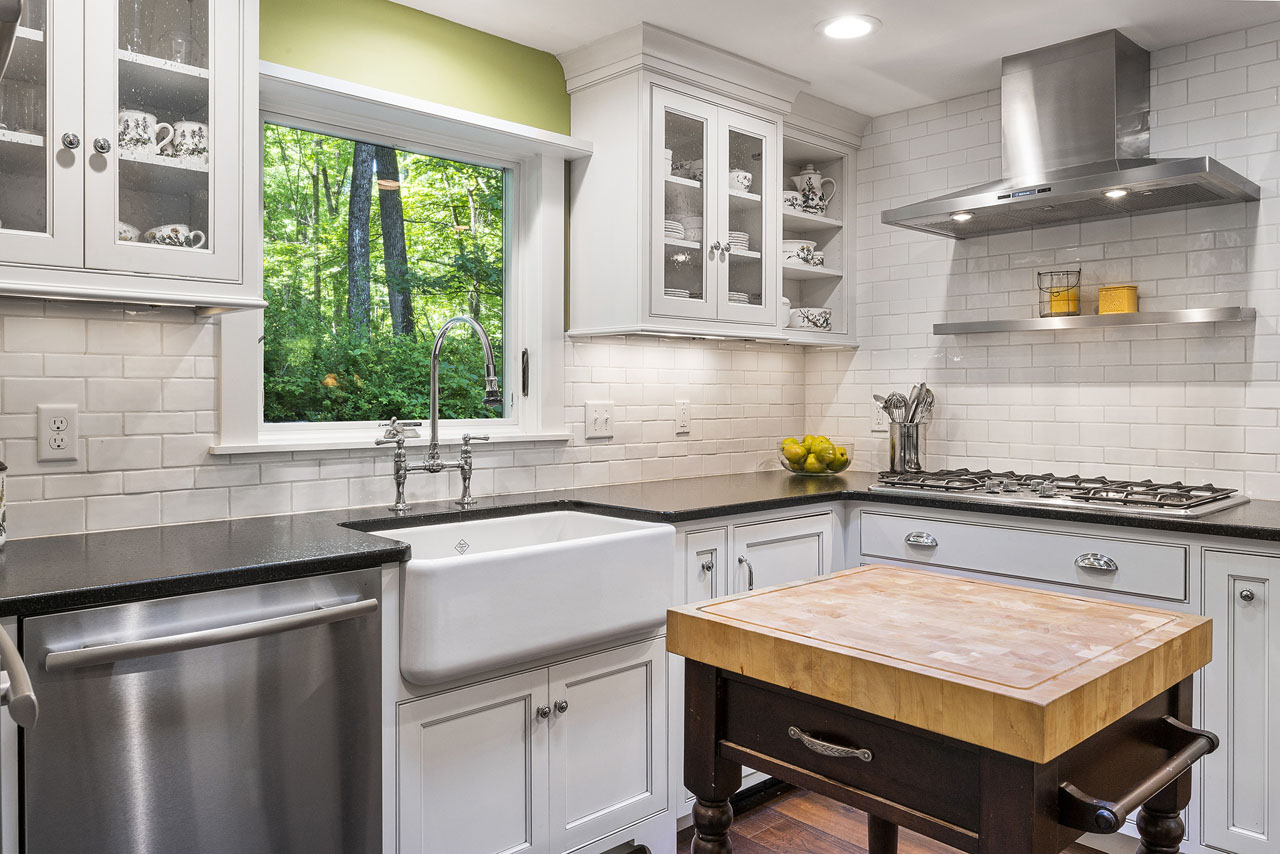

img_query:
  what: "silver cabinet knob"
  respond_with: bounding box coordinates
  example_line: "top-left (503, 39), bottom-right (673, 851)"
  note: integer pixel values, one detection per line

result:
top-left (61, 133), bottom-right (80, 150)
top-left (1075, 553), bottom-right (1119, 573)
top-left (93, 137), bottom-right (112, 154)
top-left (1240, 588), bottom-right (1256, 603)
top-left (699, 557), bottom-right (714, 574)
top-left (709, 241), bottom-right (722, 253)
top-left (536, 705), bottom-right (551, 720)
top-left (554, 699), bottom-right (569, 714)
top-left (904, 531), bottom-right (938, 548)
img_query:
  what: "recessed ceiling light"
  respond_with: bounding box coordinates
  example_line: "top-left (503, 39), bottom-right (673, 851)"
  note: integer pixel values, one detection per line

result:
top-left (1104, 188), bottom-right (1129, 199)
top-left (817, 14), bottom-right (882, 40)
top-left (951, 211), bottom-right (974, 223)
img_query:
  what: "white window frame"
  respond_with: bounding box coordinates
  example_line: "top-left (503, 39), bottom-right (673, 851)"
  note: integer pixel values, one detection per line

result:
top-left (214, 63), bottom-right (590, 454)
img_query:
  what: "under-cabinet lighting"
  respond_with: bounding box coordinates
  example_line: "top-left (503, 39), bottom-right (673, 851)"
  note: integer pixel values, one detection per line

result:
top-left (951, 211), bottom-right (974, 223)
top-left (1104, 188), bottom-right (1129, 199)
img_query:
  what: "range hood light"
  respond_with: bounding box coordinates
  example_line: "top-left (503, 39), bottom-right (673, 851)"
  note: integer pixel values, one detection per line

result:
top-left (817, 15), bottom-right (881, 40)
top-left (1104, 188), bottom-right (1129, 199)
top-left (951, 212), bottom-right (974, 223)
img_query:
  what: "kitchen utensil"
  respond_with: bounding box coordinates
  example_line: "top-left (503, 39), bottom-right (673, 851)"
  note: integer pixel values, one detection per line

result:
top-left (873, 393), bottom-right (887, 412)
top-left (906, 385), bottom-right (920, 422)
top-left (888, 422), bottom-right (924, 473)
top-left (118, 109), bottom-right (174, 154)
top-left (882, 391), bottom-right (908, 424)
top-left (144, 223), bottom-right (205, 248)
top-left (915, 387), bottom-right (935, 422)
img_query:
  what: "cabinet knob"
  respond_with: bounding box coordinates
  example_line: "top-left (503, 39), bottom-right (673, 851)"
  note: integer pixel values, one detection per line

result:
top-left (554, 699), bottom-right (569, 714)
top-left (93, 137), bottom-right (113, 154)
top-left (1240, 588), bottom-right (1256, 603)
top-left (699, 556), bottom-right (714, 574)
top-left (536, 705), bottom-right (551, 719)
top-left (60, 133), bottom-right (80, 150)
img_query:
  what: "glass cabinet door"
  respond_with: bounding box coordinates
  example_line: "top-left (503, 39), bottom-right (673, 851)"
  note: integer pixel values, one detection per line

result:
top-left (716, 112), bottom-right (776, 325)
top-left (0, 0), bottom-right (85, 267)
top-left (83, 0), bottom-right (240, 281)
top-left (650, 88), bottom-right (716, 321)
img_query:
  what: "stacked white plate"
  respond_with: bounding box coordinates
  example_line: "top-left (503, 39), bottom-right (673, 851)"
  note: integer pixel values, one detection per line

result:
top-left (727, 230), bottom-right (750, 252)
top-left (663, 219), bottom-right (685, 240)
top-left (664, 288), bottom-right (692, 299)
top-left (728, 291), bottom-right (750, 305)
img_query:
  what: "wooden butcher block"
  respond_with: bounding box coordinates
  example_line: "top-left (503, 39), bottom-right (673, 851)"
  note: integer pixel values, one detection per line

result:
top-left (667, 565), bottom-right (1211, 763)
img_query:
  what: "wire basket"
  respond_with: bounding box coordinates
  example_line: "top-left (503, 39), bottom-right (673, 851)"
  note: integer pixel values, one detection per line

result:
top-left (1038, 269), bottom-right (1081, 318)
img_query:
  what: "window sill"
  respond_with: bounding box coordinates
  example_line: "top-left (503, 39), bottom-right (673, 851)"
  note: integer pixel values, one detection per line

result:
top-left (210, 430), bottom-right (573, 455)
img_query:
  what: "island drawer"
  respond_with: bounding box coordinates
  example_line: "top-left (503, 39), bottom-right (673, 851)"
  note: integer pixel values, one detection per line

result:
top-left (859, 511), bottom-right (1188, 601)
top-left (721, 676), bottom-right (980, 831)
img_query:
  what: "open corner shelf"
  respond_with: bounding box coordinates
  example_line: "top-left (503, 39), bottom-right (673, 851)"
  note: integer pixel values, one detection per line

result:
top-left (933, 306), bottom-right (1258, 335)
top-left (782, 210), bottom-right (843, 233)
top-left (782, 263), bottom-right (843, 281)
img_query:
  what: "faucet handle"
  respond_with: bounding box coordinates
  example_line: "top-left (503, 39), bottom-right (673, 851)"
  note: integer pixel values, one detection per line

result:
top-left (378, 418), bottom-right (421, 440)
top-left (461, 433), bottom-right (489, 447)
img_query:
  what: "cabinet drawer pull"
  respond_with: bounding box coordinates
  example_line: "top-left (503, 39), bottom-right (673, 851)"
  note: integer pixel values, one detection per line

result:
top-left (738, 555), bottom-right (754, 591)
top-left (904, 531), bottom-right (938, 548)
top-left (1240, 588), bottom-right (1256, 603)
top-left (788, 726), bottom-right (873, 762)
top-left (1075, 553), bottom-right (1118, 573)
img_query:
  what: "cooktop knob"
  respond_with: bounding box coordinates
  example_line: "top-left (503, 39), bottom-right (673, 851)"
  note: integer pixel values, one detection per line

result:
top-left (986, 478), bottom-right (1002, 493)
top-left (1039, 481), bottom-right (1057, 497)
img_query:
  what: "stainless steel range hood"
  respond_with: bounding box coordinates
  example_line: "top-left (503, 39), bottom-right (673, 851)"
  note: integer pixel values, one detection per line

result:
top-left (881, 30), bottom-right (1261, 239)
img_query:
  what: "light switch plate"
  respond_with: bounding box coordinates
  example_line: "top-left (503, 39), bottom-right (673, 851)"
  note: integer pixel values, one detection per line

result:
top-left (676, 399), bottom-right (691, 434)
top-left (872, 407), bottom-right (888, 433)
top-left (37, 403), bottom-right (79, 461)
top-left (584, 401), bottom-right (614, 439)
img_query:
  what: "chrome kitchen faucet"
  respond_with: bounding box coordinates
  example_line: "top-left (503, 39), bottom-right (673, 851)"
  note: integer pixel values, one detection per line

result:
top-left (374, 316), bottom-right (502, 510)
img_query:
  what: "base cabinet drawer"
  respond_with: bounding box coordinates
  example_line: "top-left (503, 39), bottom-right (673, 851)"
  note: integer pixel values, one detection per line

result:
top-left (859, 511), bottom-right (1187, 601)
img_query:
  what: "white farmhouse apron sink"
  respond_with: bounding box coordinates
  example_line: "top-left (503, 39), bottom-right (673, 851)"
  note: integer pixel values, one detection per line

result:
top-left (379, 511), bottom-right (674, 685)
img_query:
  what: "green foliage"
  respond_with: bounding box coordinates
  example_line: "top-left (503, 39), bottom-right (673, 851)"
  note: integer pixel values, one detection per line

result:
top-left (261, 124), bottom-right (505, 423)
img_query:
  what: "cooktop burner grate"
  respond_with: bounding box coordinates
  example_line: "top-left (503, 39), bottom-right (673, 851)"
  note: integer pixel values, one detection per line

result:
top-left (874, 468), bottom-right (1243, 515)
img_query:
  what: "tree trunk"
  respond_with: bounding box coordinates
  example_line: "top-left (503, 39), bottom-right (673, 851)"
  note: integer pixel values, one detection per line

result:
top-left (375, 145), bottom-right (414, 338)
top-left (347, 142), bottom-right (375, 338)
top-left (311, 167), bottom-right (323, 310)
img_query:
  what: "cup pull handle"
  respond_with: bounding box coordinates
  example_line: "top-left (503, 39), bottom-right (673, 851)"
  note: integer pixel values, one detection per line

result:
top-left (904, 531), bottom-right (938, 548)
top-left (1075, 553), bottom-right (1118, 573)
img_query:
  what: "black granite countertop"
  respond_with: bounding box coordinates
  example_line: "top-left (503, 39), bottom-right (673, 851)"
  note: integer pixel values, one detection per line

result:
top-left (2, 469), bottom-right (1278, 617)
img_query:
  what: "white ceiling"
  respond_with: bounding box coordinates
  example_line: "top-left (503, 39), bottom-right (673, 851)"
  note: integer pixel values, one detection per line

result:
top-left (392, 0), bottom-right (1280, 116)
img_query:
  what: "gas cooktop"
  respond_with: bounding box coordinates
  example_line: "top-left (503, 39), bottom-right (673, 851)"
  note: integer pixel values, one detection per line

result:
top-left (871, 469), bottom-right (1250, 518)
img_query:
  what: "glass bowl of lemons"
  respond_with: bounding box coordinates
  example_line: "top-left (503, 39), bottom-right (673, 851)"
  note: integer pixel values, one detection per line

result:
top-left (779, 435), bottom-right (850, 476)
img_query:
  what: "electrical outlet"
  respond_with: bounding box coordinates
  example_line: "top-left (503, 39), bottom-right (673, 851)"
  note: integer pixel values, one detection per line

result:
top-left (584, 401), bottom-right (614, 439)
top-left (872, 407), bottom-right (888, 433)
top-left (675, 399), bottom-right (691, 434)
top-left (38, 404), bottom-right (79, 462)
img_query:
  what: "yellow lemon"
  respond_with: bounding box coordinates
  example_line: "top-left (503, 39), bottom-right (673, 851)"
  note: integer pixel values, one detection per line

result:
top-left (782, 442), bottom-right (808, 465)
top-left (803, 454), bottom-right (827, 474)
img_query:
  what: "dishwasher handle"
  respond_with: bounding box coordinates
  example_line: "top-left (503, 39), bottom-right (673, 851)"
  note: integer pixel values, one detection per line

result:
top-left (0, 623), bottom-right (37, 728)
top-left (44, 597), bottom-right (379, 673)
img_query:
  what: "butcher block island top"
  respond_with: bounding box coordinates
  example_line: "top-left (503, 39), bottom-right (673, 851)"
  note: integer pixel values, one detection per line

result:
top-left (666, 565), bottom-right (1211, 763)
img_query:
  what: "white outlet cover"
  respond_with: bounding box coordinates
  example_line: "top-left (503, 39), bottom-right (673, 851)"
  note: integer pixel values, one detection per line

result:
top-left (676, 399), bottom-right (691, 433)
top-left (37, 403), bottom-right (79, 462)
top-left (872, 407), bottom-right (888, 433)
top-left (584, 400), bottom-right (614, 439)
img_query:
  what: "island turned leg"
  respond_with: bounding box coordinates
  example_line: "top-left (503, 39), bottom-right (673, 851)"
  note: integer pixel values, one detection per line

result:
top-left (685, 660), bottom-right (742, 853)
top-left (867, 815), bottom-right (899, 854)
top-left (1136, 677), bottom-right (1197, 854)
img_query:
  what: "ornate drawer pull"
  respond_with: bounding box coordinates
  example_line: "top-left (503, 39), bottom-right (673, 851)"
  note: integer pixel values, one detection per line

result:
top-left (788, 726), bottom-right (873, 762)
top-left (1075, 553), bottom-right (1118, 573)
top-left (904, 531), bottom-right (938, 548)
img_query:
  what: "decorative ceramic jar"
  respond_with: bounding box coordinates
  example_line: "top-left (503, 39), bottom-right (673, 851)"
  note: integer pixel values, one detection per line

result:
top-left (790, 164), bottom-right (837, 214)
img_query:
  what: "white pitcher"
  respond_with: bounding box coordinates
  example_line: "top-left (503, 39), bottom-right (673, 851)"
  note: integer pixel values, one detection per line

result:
top-left (789, 163), bottom-right (837, 212)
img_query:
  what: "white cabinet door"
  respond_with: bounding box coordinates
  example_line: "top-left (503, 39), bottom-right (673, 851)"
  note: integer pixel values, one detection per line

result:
top-left (650, 86), bottom-right (717, 322)
top-left (730, 513), bottom-right (833, 594)
top-left (1203, 550), bottom-right (1280, 854)
top-left (714, 107), bottom-right (777, 326)
top-left (548, 638), bottom-right (667, 854)
top-left (0, 0), bottom-right (85, 268)
top-left (83, 0), bottom-right (241, 281)
top-left (398, 670), bottom-right (550, 854)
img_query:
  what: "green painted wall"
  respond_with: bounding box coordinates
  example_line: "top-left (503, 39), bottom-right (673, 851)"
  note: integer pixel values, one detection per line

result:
top-left (259, 0), bottom-right (571, 135)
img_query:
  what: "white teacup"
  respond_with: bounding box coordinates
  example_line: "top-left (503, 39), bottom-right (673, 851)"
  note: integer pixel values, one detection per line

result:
top-left (729, 169), bottom-right (753, 192)
top-left (145, 223), bottom-right (205, 249)
top-left (117, 221), bottom-right (140, 242)
top-left (161, 120), bottom-right (209, 160)
top-left (118, 109), bottom-right (174, 154)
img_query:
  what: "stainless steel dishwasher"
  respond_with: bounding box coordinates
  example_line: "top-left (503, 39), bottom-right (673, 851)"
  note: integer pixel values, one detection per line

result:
top-left (21, 567), bottom-right (381, 854)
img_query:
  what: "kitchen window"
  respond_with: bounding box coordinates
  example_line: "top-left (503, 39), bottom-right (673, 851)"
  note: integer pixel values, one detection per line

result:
top-left (215, 65), bottom-right (583, 453)
top-left (260, 123), bottom-right (508, 425)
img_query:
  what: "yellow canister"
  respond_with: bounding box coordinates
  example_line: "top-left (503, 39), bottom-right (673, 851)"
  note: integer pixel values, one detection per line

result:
top-left (1098, 285), bottom-right (1139, 314)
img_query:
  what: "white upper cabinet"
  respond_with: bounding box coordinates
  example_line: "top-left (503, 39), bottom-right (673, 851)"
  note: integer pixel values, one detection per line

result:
top-left (563, 24), bottom-right (865, 344)
top-left (0, 0), bottom-right (260, 311)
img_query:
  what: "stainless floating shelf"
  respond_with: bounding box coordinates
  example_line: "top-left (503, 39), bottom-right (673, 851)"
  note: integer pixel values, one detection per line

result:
top-left (934, 306), bottom-right (1257, 335)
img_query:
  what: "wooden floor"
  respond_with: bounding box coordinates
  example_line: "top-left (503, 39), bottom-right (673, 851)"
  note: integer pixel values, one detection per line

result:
top-left (676, 786), bottom-right (1100, 854)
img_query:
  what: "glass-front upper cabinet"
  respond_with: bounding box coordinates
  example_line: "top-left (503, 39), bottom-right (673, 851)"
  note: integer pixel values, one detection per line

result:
top-left (83, 0), bottom-right (240, 280)
top-left (651, 88), bottom-right (716, 321)
top-left (0, 0), bottom-right (85, 267)
top-left (649, 87), bottom-right (776, 327)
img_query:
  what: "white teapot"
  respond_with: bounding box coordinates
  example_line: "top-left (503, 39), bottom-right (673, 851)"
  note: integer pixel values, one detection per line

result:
top-left (789, 164), bottom-right (837, 214)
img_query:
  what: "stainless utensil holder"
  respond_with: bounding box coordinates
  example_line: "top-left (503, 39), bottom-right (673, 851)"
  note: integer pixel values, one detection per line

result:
top-left (889, 422), bottom-right (924, 473)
